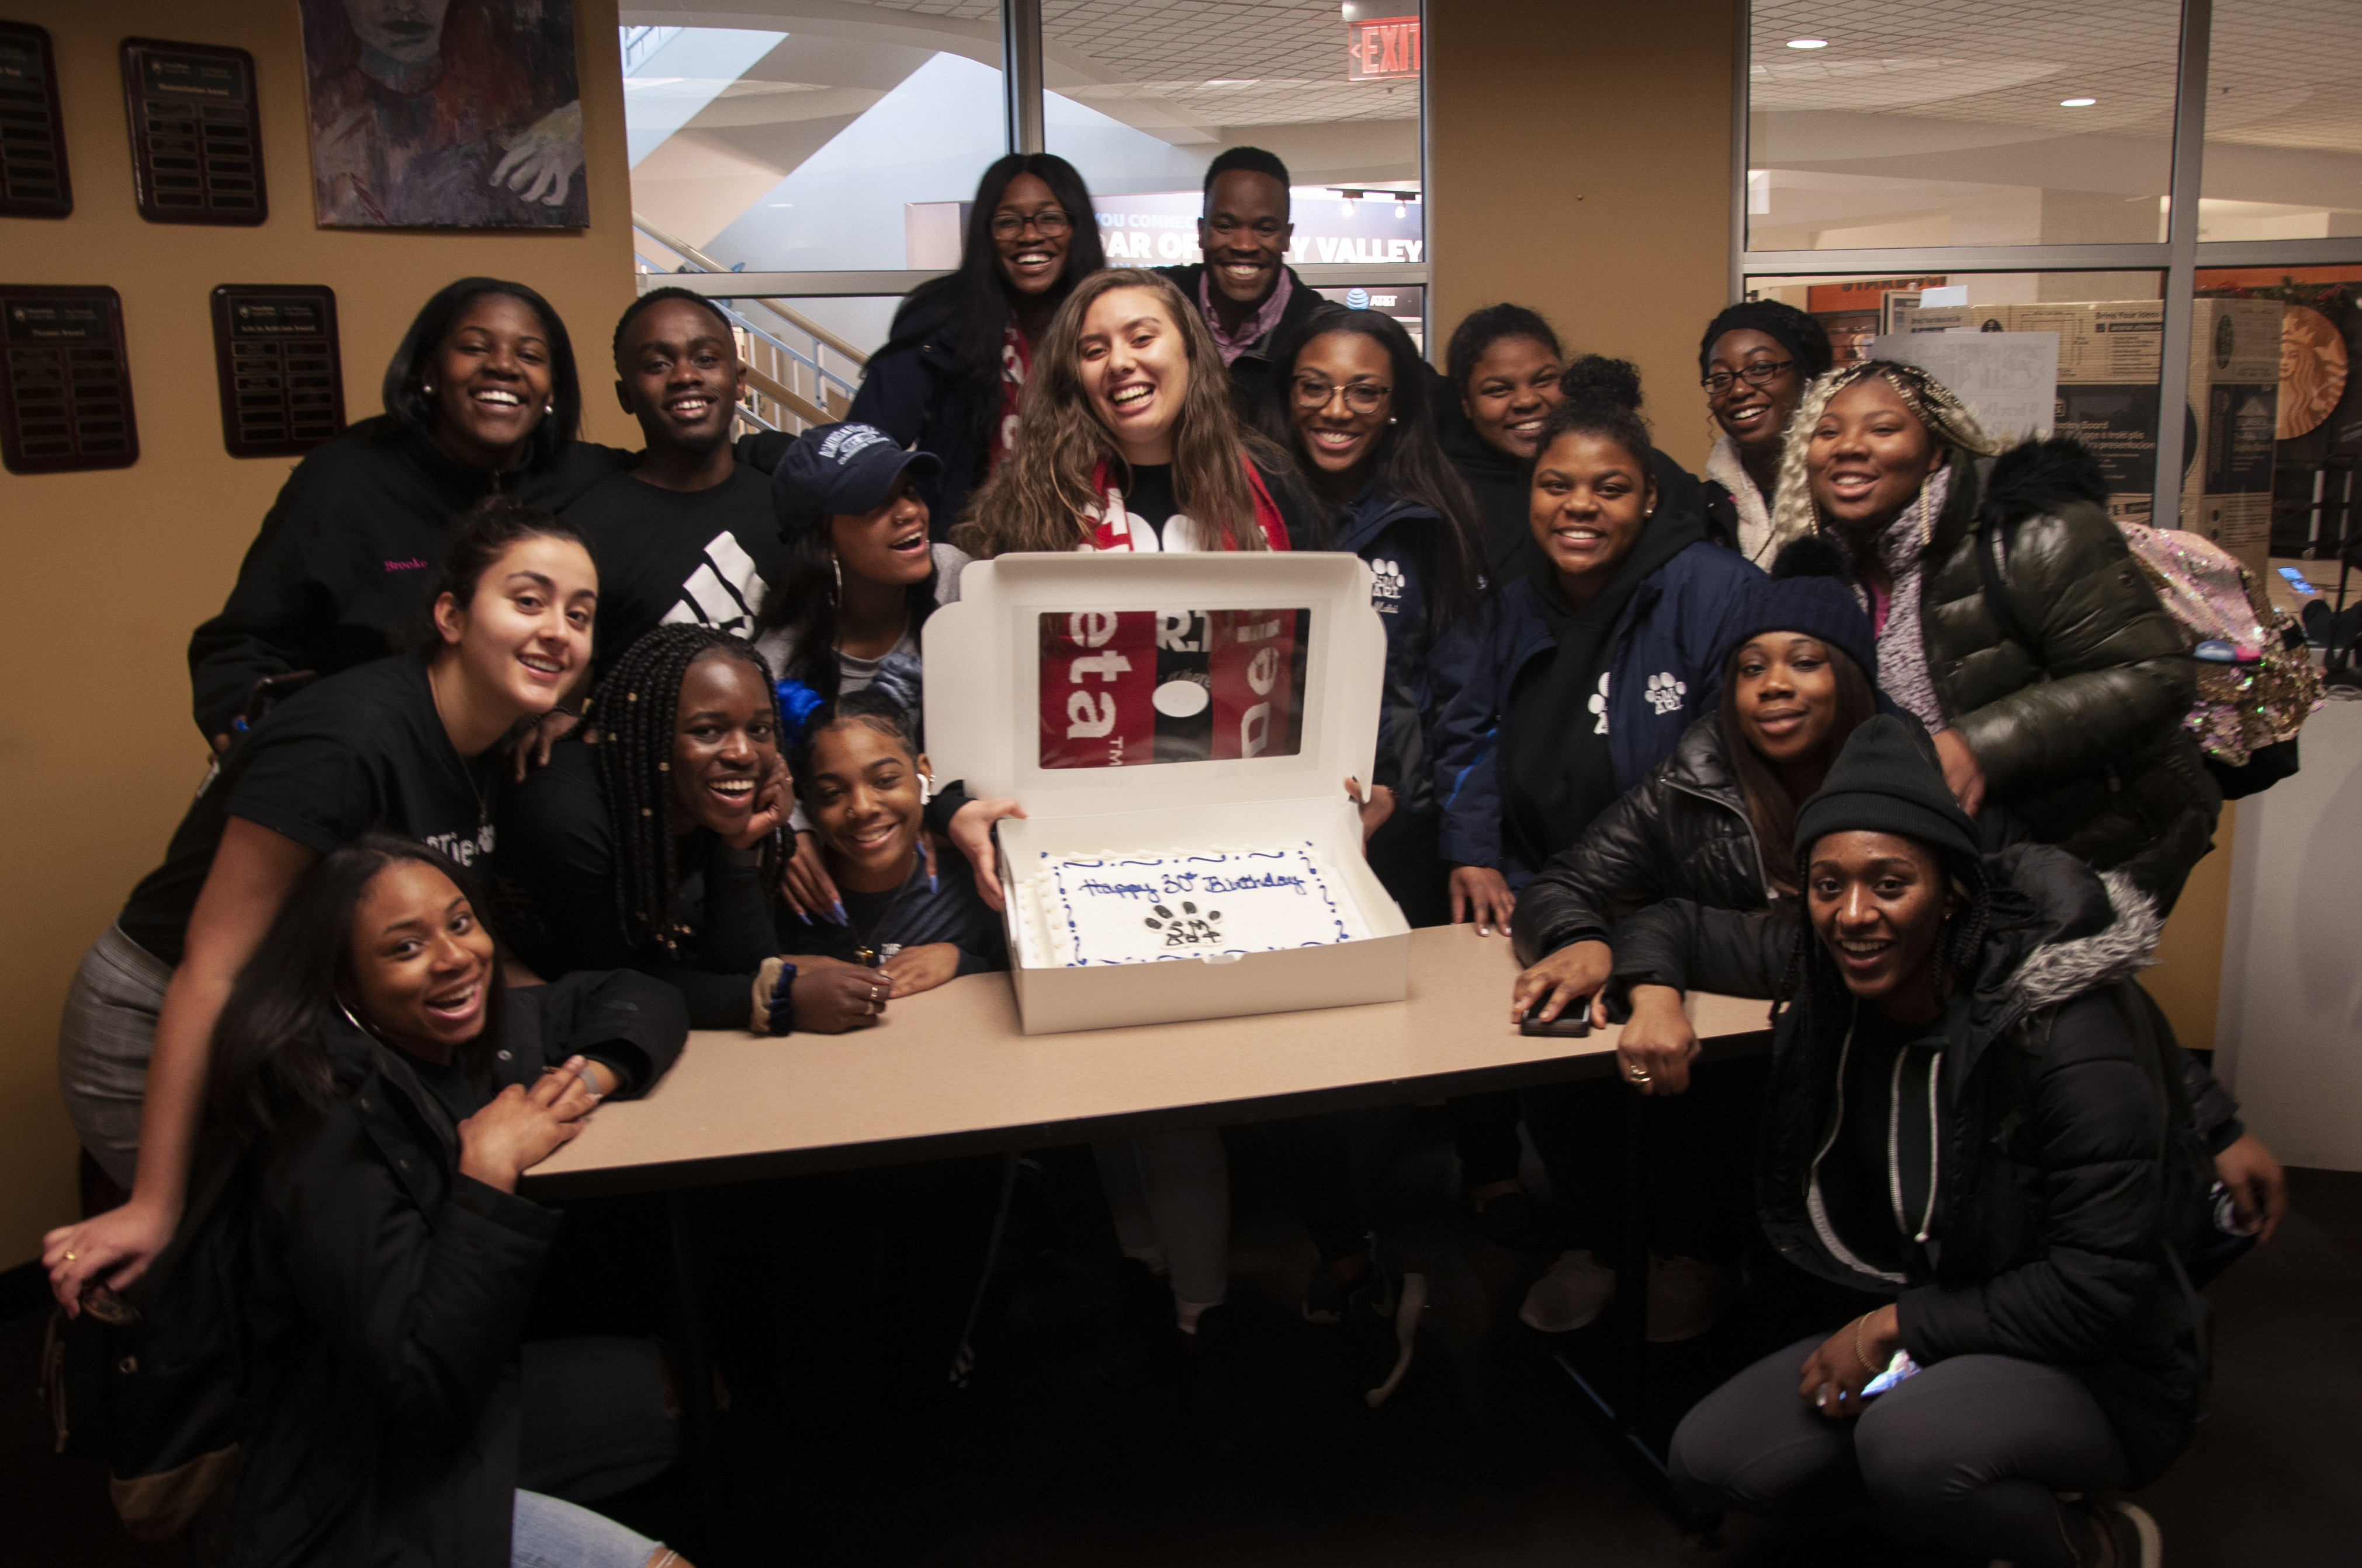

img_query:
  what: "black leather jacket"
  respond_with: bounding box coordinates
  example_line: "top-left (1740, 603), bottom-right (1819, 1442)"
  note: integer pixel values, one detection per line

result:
top-left (1893, 439), bottom-right (2219, 908)
top-left (1514, 710), bottom-right (2243, 1151)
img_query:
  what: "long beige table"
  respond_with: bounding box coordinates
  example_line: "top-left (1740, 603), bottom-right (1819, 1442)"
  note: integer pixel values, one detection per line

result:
top-left (529, 922), bottom-right (1775, 1199)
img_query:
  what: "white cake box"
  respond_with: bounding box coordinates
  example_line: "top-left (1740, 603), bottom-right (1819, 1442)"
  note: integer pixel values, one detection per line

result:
top-left (924, 551), bottom-right (1410, 1035)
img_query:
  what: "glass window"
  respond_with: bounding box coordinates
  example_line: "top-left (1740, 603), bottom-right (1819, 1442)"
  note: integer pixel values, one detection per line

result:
top-left (2201, 1), bottom-right (2362, 242)
top-left (1747, 270), bottom-right (2168, 518)
top-left (621, 5), bottom-right (1004, 272)
top-left (2195, 266), bottom-right (2362, 560)
top-left (1040, 1), bottom-right (1424, 328)
top-left (1745, 0), bottom-right (2181, 252)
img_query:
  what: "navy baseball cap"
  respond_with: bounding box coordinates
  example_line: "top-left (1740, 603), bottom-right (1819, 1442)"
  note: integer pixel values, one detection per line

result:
top-left (771, 421), bottom-right (941, 538)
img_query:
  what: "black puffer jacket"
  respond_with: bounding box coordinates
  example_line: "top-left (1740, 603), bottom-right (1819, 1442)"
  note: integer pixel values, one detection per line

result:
top-left (1516, 710), bottom-right (2245, 1149)
top-left (214, 972), bottom-right (687, 1567)
top-left (1871, 439), bottom-right (2218, 907)
top-left (1510, 711), bottom-right (2028, 962)
top-left (1611, 847), bottom-right (2212, 1486)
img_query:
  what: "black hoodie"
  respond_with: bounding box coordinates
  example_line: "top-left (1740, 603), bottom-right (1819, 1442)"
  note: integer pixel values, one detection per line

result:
top-left (1435, 404), bottom-right (1705, 587)
top-left (186, 417), bottom-right (631, 741)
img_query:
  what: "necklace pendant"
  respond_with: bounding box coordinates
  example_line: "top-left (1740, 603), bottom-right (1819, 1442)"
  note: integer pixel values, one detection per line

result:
top-left (855, 945), bottom-right (875, 966)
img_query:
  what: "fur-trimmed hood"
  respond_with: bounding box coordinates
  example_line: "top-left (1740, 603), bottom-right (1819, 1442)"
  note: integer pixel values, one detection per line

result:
top-left (1967, 844), bottom-right (2164, 1049)
top-left (1999, 864), bottom-right (2162, 1016)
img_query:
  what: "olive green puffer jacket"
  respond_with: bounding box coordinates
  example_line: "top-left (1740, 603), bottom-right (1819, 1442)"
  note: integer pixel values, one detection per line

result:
top-left (1849, 438), bottom-right (2219, 910)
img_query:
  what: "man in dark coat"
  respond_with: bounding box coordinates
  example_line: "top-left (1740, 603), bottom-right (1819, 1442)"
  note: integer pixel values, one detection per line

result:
top-left (1156, 146), bottom-right (1325, 417)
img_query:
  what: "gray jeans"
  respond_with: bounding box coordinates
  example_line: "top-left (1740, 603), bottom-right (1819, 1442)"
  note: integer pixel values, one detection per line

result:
top-left (1670, 1334), bottom-right (2129, 1568)
top-left (57, 924), bottom-right (171, 1189)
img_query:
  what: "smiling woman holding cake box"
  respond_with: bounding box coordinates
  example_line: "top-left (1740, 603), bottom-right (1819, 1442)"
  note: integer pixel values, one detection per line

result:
top-left (948, 267), bottom-right (1357, 1446)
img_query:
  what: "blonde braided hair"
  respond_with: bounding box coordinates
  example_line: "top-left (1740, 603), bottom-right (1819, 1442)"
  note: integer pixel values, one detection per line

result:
top-left (1767, 359), bottom-right (2002, 547)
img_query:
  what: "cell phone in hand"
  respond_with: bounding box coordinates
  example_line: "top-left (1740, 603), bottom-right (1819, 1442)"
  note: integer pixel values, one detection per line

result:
top-left (1520, 1004), bottom-right (1591, 1038)
top-left (1861, 1350), bottom-right (1920, 1398)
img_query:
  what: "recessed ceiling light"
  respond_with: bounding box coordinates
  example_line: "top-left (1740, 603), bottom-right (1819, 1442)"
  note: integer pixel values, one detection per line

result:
top-left (1786, 37), bottom-right (1828, 49)
top-left (2060, 96), bottom-right (2097, 107)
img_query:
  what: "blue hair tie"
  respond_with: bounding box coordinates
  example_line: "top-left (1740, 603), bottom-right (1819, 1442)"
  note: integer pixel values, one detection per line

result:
top-left (774, 678), bottom-right (826, 743)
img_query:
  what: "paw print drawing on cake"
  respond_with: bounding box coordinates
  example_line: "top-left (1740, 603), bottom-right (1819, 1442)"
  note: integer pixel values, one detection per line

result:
top-left (1142, 901), bottom-right (1224, 948)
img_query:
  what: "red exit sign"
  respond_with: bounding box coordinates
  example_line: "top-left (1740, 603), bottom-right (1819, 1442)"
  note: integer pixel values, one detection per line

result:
top-left (1348, 15), bottom-right (1420, 81)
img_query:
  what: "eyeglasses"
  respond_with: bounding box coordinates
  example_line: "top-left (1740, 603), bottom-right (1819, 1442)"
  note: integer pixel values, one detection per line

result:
top-left (1294, 377), bottom-right (1391, 413)
top-left (991, 209), bottom-right (1072, 238)
top-left (1702, 359), bottom-right (1796, 396)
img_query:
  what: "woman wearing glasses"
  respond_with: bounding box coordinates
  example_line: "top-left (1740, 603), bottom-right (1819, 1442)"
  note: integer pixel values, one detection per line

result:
top-left (1262, 303), bottom-right (1482, 923)
top-left (1698, 300), bottom-right (1833, 566)
top-left (848, 153), bottom-right (1107, 537)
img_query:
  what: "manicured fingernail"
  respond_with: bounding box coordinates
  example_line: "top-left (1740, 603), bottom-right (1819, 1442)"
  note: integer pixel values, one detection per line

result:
top-left (794, 908), bottom-right (812, 925)
top-left (831, 900), bottom-right (847, 924)
top-left (928, 872), bottom-right (938, 895)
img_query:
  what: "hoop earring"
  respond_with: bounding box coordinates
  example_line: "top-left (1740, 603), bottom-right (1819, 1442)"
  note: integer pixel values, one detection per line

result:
top-left (338, 1000), bottom-right (378, 1042)
top-left (830, 555), bottom-right (842, 603)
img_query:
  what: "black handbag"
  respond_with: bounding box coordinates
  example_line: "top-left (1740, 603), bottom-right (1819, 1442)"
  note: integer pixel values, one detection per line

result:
top-left (39, 1139), bottom-right (258, 1541)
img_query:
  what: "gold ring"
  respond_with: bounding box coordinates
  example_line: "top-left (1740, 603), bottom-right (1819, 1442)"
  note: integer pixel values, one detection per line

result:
top-left (63, 1251), bottom-right (77, 1262)
top-left (1627, 1066), bottom-right (1651, 1083)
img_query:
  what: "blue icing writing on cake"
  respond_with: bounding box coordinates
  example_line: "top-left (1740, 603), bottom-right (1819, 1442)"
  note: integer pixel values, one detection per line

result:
top-left (1026, 844), bottom-right (1370, 967)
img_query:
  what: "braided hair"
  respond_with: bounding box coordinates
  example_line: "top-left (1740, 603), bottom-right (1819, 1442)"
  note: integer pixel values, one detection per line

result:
top-left (1767, 359), bottom-right (2001, 546)
top-left (586, 625), bottom-right (786, 957)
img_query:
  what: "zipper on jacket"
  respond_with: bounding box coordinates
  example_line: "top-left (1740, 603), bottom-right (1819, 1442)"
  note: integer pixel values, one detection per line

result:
top-left (1664, 775), bottom-right (1776, 904)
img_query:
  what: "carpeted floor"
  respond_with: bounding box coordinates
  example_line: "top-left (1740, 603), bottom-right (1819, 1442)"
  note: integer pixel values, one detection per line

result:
top-left (9, 1122), bottom-right (2357, 1567)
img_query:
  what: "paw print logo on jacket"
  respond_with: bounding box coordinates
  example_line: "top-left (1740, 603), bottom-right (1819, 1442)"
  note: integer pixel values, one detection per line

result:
top-left (1588, 672), bottom-right (1611, 735)
top-left (1645, 671), bottom-right (1688, 715)
top-left (1143, 901), bottom-right (1224, 947)
top-left (1368, 558), bottom-right (1404, 611)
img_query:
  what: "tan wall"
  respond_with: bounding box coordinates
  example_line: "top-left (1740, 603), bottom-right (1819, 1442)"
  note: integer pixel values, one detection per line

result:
top-left (1426, 0), bottom-right (1737, 471)
top-left (0, 0), bottom-right (636, 1269)
top-left (2142, 803), bottom-right (2235, 1050)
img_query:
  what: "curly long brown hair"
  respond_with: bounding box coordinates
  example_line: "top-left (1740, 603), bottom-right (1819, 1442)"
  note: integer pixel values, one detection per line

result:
top-left (952, 268), bottom-right (1281, 557)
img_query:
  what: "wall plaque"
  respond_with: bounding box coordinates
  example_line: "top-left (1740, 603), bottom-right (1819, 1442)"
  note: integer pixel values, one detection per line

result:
top-left (210, 285), bottom-right (344, 458)
top-left (1, 285), bottom-right (137, 473)
top-left (0, 21), bottom-right (71, 217)
top-left (119, 37), bottom-right (264, 224)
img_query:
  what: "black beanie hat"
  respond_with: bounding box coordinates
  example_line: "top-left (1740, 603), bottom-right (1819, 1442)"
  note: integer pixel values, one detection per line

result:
top-left (1699, 300), bottom-right (1834, 381)
top-left (1792, 715), bottom-right (1980, 875)
top-left (1713, 575), bottom-right (1877, 686)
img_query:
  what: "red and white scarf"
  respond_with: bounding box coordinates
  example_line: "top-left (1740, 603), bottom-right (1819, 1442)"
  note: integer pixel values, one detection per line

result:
top-left (989, 323), bottom-right (1034, 472)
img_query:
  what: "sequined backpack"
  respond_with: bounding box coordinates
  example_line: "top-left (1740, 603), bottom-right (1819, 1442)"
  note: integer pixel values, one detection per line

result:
top-left (1976, 514), bottom-right (2323, 799)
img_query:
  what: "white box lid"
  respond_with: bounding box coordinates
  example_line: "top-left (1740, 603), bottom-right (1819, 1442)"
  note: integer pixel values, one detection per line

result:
top-left (923, 551), bottom-right (1385, 818)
